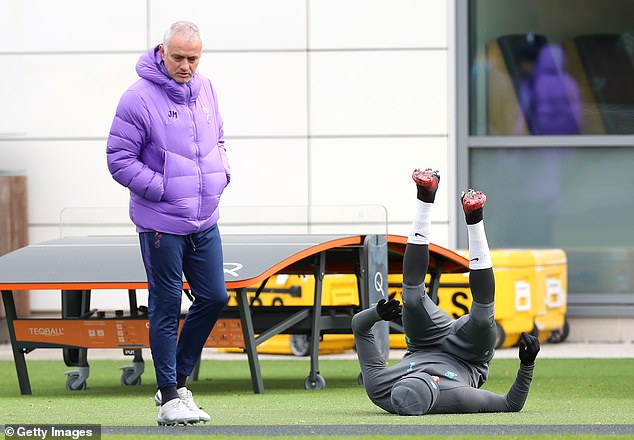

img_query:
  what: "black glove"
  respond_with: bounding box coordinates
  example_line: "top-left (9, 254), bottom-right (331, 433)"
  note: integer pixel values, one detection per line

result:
top-left (518, 332), bottom-right (540, 366)
top-left (376, 298), bottom-right (401, 321)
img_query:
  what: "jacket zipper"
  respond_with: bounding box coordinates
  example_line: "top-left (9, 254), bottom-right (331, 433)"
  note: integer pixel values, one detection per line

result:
top-left (188, 83), bottom-right (203, 229)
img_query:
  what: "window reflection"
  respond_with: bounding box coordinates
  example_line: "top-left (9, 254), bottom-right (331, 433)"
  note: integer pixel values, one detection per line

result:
top-left (516, 41), bottom-right (582, 135)
top-left (470, 0), bottom-right (634, 135)
top-left (470, 147), bottom-right (634, 295)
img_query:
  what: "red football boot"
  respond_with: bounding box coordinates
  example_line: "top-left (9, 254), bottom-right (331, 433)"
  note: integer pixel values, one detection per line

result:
top-left (412, 168), bottom-right (440, 191)
top-left (461, 189), bottom-right (487, 212)
top-left (412, 168), bottom-right (440, 203)
top-left (461, 189), bottom-right (486, 224)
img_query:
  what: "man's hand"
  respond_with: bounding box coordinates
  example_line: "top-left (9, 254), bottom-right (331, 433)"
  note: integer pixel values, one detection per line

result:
top-left (376, 298), bottom-right (401, 321)
top-left (518, 332), bottom-right (540, 365)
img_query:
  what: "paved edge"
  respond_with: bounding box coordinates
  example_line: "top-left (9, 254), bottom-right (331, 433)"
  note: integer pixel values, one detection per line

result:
top-left (2, 342), bottom-right (634, 361)
top-left (3, 424), bottom-right (634, 436)
top-left (97, 424), bottom-right (634, 436)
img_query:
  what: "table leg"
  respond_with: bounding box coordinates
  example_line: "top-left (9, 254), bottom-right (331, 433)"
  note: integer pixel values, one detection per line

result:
top-left (2, 290), bottom-right (32, 395)
top-left (305, 252), bottom-right (326, 390)
top-left (235, 287), bottom-right (264, 393)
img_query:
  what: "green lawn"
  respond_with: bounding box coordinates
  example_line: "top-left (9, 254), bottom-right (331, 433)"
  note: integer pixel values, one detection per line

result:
top-left (1, 357), bottom-right (633, 438)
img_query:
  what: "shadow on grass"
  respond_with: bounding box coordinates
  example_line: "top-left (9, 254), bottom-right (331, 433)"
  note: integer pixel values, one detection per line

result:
top-left (3, 358), bottom-right (634, 426)
top-left (0, 359), bottom-right (364, 398)
top-left (5, 358), bottom-right (634, 401)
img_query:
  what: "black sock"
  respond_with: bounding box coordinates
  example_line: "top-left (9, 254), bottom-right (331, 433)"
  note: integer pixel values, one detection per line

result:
top-left (465, 208), bottom-right (483, 225)
top-left (416, 173), bottom-right (440, 203)
top-left (417, 187), bottom-right (436, 203)
top-left (160, 386), bottom-right (179, 405)
top-left (462, 191), bottom-right (484, 225)
top-left (176, 373), bottom-right (188, 389)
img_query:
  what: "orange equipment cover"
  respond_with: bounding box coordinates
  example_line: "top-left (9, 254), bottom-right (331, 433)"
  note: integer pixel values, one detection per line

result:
top-left (13, 318), bottom-right (244, 349)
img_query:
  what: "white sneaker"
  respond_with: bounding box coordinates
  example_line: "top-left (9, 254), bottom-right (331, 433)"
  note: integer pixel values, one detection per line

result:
top-left (178, 387), bottom-right (211, 422)
top-left (154, 389), bottom-right (162, 406)
top-left (154, 388), bottom-right (211, 423)
top-left (157, 398), bottom-right (200, 426)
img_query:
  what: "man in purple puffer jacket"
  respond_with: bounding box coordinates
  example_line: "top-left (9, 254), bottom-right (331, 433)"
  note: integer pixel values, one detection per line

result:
top-left (107, 21), bottom-right (230, 426)
top-left (519, 43), bottom-right (582, 135)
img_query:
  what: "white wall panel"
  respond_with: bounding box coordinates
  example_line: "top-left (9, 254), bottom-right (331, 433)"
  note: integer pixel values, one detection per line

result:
top-left (220, 138), bottom-right (308, 208)
top-left (199, 53), bottom-right (307, 137)
top-left (309, 137), bottom-right (449, 224)
top-left (149, 0), bottom-right (306, 50)
top-left (1, 0), bottom-right (455, 312)
top-left (0, 140), bottom-right (130, 224)
top-left (309, 50), bottom-right (447, 135)
top-left (0, 54), bottom-right (139, 138)
top-left (0, 0), bottom-right (147, 52)
top-left (310, 0), bottom-right (446, 49)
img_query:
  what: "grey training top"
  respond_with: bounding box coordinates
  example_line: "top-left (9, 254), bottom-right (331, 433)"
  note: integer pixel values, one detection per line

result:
top-left (352, 307), bottom-right (534, 414)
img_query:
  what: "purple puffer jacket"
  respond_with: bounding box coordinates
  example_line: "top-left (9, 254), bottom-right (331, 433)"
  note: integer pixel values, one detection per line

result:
top-left (519, 44), bottom-right (582, 135)
top-left (107, 45), bottom-right (230, 234)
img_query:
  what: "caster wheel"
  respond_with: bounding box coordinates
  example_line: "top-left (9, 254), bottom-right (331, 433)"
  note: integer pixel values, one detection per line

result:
top-left (548, 318), bottom-right (570, 344)
top-left (304, 374), bottom-right (326, 390)
top-left (290, 334), bottom-right (310, 357)
top-left (121, 370), bottom-right (142, 386)
top-left (65, 375), bottom-right (87, 391)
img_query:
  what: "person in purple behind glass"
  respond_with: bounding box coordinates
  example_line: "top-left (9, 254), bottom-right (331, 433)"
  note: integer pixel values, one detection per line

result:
top-left (107, 20), bottom-right (230, 426)
top-left (519, 43), bottom-right (583, 135)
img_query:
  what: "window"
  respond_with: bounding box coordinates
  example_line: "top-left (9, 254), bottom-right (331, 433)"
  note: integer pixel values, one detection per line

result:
top-left (470, 147), bottom-right (634, 296)
top-left (469, 0), bottom-right (634, 136)
top-left (459, 0), bottom-right (634, 313)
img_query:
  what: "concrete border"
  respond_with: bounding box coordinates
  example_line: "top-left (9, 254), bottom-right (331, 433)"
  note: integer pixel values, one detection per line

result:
top-left (98, 424), bottom-right (634, 436)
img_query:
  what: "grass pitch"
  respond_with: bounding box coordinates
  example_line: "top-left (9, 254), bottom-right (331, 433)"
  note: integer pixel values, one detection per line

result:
top-left (1, 357), bottom-right (633, 438)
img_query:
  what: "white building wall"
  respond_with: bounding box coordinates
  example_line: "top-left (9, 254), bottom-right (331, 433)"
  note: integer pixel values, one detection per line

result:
top-left (0, 0), bottom-right (452, 311)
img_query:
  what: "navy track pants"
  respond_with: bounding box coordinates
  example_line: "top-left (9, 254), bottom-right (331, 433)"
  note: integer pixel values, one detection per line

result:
top-left (139, 224), bottom-right (228, 389)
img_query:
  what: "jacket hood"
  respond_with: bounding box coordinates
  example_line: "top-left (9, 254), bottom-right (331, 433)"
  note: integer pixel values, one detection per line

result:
top-left (535, 44), bottom-right (567, 75)
top-left (391, 372), bottom-right (439, 415)
top-left (135, 45), bottom-right (202, 104)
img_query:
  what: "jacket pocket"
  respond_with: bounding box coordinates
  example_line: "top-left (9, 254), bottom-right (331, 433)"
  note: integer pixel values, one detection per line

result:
top-left (161, 150), bottom-right (170, 201)
top-left (162, 151), bottom-right (200, 203)
top-left (218, 146), bottom-right (230, 187)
